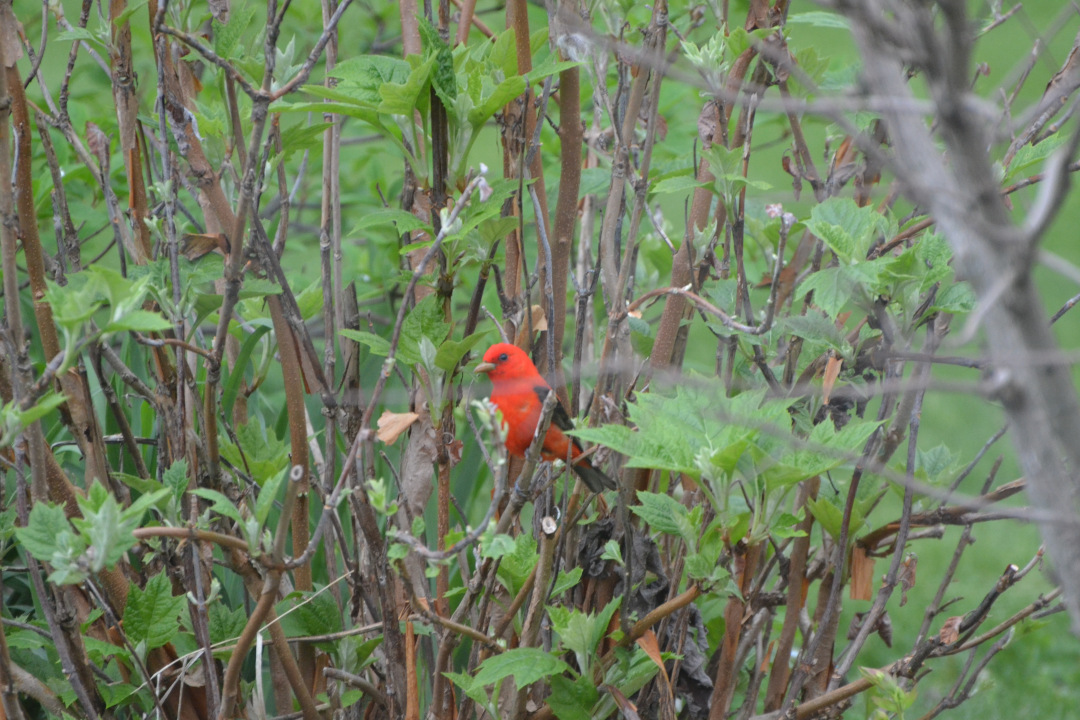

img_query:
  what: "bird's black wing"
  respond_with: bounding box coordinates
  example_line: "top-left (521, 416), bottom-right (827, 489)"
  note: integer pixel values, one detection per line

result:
top-left (532, 385), bottom-right (578, 435)
top-left (534, 385), bottom-right (616, 492)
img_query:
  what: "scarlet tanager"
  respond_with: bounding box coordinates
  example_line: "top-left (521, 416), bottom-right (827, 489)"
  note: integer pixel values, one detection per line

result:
top-left (475, 343), bottom-right (616, 493)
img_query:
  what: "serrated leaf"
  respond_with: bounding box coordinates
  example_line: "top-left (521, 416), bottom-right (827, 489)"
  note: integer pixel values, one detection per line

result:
top-left (631, 491), bottom-right (698, 546)
top-left (779, 313), bottom-right (847, 351)
top-left (494, 535), bottom-right (535, 595)
top-left (207, 603), bottom-right (248, 657)
top-left (548, 598), bottom-right (620, 675)
top-left (398, 295), bottom-right (451, 366)
top-left (794, 264), bottom-right (880, 316)
top-left (14, 502), bottom-right (71, 563)
top-left (125, 572), bottom-right (186, 650)
top-left (472, 647), bottom-right (570, 688)
top-left (548, 674), bottom-right (600, 720)
top-left (277, 589), bottom-right (343, 641)
top-left (806, 198), bottom-right (889, 263)
top-left (1006, 131), bottom-right (1069, 181)
top-left (212, 5), bottom-right (257, 59)
top-left (74, 483), bottom-right (140, 571)
top-left (419, 16), bottom-right (457, 107)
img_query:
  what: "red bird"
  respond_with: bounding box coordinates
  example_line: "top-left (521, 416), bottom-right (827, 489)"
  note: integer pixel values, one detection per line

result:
top-left (475, 343), bottom-right (615, 493)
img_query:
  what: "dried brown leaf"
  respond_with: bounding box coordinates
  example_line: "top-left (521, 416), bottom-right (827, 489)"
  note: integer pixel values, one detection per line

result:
top-left (86, 122), bottom-right (110, 174)
top-left (849, 544), bottom-right (875, 601)
top-left (823, 354), bottom-right (843, 406)
top-left (180, 233), bottom-right (230, 260)
top-left (899, 553), bottom-right (918, 606)
top-left (207, 0), bottom-right (230, 23)
top-left (939, 615), bottom-right (962, 645)
top-left (377, 411), bottom-right (420, 444)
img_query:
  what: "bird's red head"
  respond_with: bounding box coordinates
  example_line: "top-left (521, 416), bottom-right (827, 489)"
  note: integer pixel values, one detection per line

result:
top-left (475, 343), bottom-right (537, 383)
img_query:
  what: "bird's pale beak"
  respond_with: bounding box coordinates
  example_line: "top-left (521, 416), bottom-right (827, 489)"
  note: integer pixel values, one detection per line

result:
top-left (475, 361), bottom-right (496, 374)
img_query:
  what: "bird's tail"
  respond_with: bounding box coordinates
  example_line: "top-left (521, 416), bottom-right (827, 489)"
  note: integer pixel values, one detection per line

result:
top-left (571, 458), bottom-right (616, 493)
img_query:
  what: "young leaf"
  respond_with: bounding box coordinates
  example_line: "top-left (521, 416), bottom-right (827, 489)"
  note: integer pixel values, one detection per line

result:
top-left (14, 502), bottom-right (71, 563)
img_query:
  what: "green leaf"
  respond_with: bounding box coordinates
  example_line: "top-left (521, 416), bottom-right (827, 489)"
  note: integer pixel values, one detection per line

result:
top-left (16, 392), bottom-right (68, 427)
top-left (472, 647), bottom-right (570, 688)
top-left (350, 208), bottom-right (432, 236)
top-left (114, 0), bottom-right (148, 27)
top-left (794, 264), bottom-right (880, 317)
top-left (806, 198), bottom-right (889, 263)
top-left (573, 384), bottom-right (760, 481)
top-left (329, 55), bottom-right (411, 103)
top-left (650, 174), bottom-right (708, 196)
top-left (930, 282), bottom-right (976, 313)
top-left (339, 329), bottom-right (392, 358)
top-left (772, 512), bottom-right (808, 538)
top-left (786, 11), bottom-right (850, 29)
top-left (192, 488), bottom-right (245, 526)
top-left (380, 56), bottom-right (436, 115)
top-left (525, 55), bottom-right (580, 84)
top-left (631, 491), bottom-right (698, 546)
top-left (492, 533), bottom-right (537, 596)
top-left (103, 309), bottom-right (173, 333)
top-left (207, 603), bottom-right (249, 657)
top-left (115, 471), bottom-right (162, 496)
top-left (122, 488), bottom-right (170, 525)
top-left (548, 674), bottom-right (600, 720)
top-left (548, 598), bottom-right (620, 676)
top-left (806, 496), bottom-right (845, 539)
top-left (220, 421), bottom-right (290, 485)
top-left (435, 332), bottom-right (488, 372)
top-left (550, 567), bottom-right (583, 598)
top-left (255, 467), bottom-right (288, 528)
top-left (72, 483), bottom-right (141, 571)
top-left (277, 589), bottom-right (343, 641)
top-left (468, 76), bottom-right (527, 127)
top-left (125, 572), bottom-right (186, 650)
top-left (1006, 131), bottom-right (1069, 181)
top-left (778, 313), bottom-right (847, 352)
top-left (398, 295), bottom-right (451, 366)
top-left (223, 326), bottom-right (271, 419)
top-left (56, 28), bottom-right (98, 43)
top-left (489, 28), bottom-right (518, 77)
top-left (419, 16), bottom-right (457, 107)
top-left (444, 671), bottom-right (491, 708)
top-left (917, 444), bottom-right (957, 484)
top-left (213, 5), bottom-right (257, 60)
top-left (14, 502), bottom-right (71, 563)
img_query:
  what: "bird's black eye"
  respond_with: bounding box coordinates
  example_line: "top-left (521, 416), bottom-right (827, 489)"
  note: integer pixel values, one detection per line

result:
top-left (498, 353), bottom-right (508, 362)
